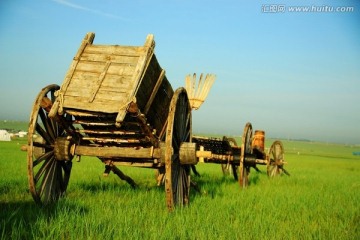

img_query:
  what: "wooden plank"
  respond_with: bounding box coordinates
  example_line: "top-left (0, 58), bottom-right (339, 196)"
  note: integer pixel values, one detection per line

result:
top-left (85, 45), bottom-right (145, 56)
top-left (66, 109), bottom-right (115, 117)
top-left (69, 71), bottom-right (98, 80)
top-left (67, 72), bottom-right (133, 89)
top-left (101, 75), bottom-right (132, 88)
top-left (91, 89), bottom-right (129, 101)
top-left (65, 86), bottom-right (92, 98)
top-left (76, 129), bottom-right (138, 135)
top-left (65, 89), bottom-right (129, 102)
top-left (80, 52), bottom-right (139, 64)
top-left (107, 63), bottom-right (136, 75)
top-left (63, 66), bottom-right (134, 107)
top-left (75, 61), bottom-right (136, 75)
top-left (65, 88), bottom-right (129, 101)
top-left (63, 96), bottom-right (121, 113)
top-left (74, 61), bottom-right (108, 73)
top-left (73, 118), bottom-right (116, 125)
top-left (81, 137), bottom-right (142, 144)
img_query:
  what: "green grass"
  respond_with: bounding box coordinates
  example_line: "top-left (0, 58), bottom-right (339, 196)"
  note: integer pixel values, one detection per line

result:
top-left (1, 138), bottom-right (359, 239)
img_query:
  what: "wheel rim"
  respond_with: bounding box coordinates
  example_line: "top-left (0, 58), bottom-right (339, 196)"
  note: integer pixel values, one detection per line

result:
top-left (165, 88), bottom-right (192, 211)
top-left (239, 122), bottom-right (252, 188)
top-left (267, 140), bottom-right (284, 177)
top-left (27, 84), bottom-right (73, 205)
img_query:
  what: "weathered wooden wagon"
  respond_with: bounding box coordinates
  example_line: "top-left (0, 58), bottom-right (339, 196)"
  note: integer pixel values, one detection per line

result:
top-left (192, 124), bottom-right (289, 188)
top-left (27, 33), bottom-right (288, 211)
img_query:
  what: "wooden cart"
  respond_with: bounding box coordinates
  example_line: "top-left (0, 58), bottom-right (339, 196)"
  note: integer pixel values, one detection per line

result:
top-left (27, 33), bottom-right (288, 211)
top-left (193, 123), bottom-right (290, 188)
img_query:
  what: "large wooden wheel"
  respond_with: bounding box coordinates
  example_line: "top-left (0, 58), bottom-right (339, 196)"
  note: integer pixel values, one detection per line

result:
top-left (267, 140), bottom-right (289, 177)
top-left (165, 88), bottom-right (192, 211)
top-left (221, 137), bottom-right (238, 180)
top-left (27, 84), bottom-right (73, 205)
top-left (239, 122), bottom-right (253, 188)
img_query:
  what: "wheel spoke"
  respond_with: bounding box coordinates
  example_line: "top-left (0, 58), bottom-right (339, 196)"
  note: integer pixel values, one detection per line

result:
top-left (32, 150), bottom-right (53, 167)
top-left (34, 153), bottom-right (54, 183)
top-left (33, 141), bottom-right (53, 150)
top-left (55, 162), bottom-right (64, 196)
top-left (38, 107), bottom-right (56, 141)
top-left (272, 146), bottom-right (276, 159)
top-left (35, 122), bottom-right (53, 145)
top-left (56, 116), bottom-right (68, 138)
top-left (60, 161), bottom-right (72, 191)
top-left (182, 106), bottom-right (191, 141)
top-left (177, 96), bottom-right (188, 141)
top-left (269, 165), bottom-right (275, 177)
top-left (274, 145), bottom-right (279, 160)
top-left (46, 161), bottom-right (58, 202)
top-left (39, 157), bottom-right (56, 199)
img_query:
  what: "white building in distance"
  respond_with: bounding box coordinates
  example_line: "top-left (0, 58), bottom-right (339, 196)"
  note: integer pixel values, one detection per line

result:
top-left (0, 130), bottom-right (11, 141)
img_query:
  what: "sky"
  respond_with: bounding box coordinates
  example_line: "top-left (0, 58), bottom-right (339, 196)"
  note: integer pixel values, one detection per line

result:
top-left (0, 0), bottom-right (359, 144)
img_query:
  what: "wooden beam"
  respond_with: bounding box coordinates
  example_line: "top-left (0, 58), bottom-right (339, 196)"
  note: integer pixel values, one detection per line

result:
top-left (109, 164), bottom-right (138, 188)
top-left (49, 32), bottom-right (95, 117)
top-left (88, 61), bottom-right (111, 103)
top-left (127, 102), bottom-right (159, 147)
top-left (115, 34), bottom-right (155, 126)
top-left (74, 145), bottom-right (161, 159)
top-left (143, 69), bottom-right (165, 114)
top-left (111, 161), bottom-right (163, 168)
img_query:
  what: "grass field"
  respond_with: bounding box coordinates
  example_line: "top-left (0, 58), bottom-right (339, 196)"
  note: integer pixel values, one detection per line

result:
top-left (1, 136), bottom-right (359, 239)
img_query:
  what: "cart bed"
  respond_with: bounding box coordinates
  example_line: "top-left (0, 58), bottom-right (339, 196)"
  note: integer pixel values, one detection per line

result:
top-left (50, 32), bottom-right (173, 135)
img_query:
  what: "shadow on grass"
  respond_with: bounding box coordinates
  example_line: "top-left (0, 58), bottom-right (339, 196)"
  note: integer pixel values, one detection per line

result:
top-left (75, 177), bottom-right (163, 194)
top-left (190, 169), bottom-right (269, 200)
top-left (189, 171), bottom-right (240, 199)
top-left (249, 172), bottom-right (262, 186)
top-left (0, 200), bottom-right (88, 239)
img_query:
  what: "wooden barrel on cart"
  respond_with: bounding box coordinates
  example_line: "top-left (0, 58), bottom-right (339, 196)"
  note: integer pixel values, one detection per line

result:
top-left (252, 130), bottom-right (265, 151)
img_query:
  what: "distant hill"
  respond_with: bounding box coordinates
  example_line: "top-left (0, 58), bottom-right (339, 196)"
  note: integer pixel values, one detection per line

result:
top-left (0, 120), bottom-right (28, 133)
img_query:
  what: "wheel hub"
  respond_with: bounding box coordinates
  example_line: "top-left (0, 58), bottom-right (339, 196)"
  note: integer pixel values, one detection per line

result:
top-left (54, 137), bottom-right (74, 161)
